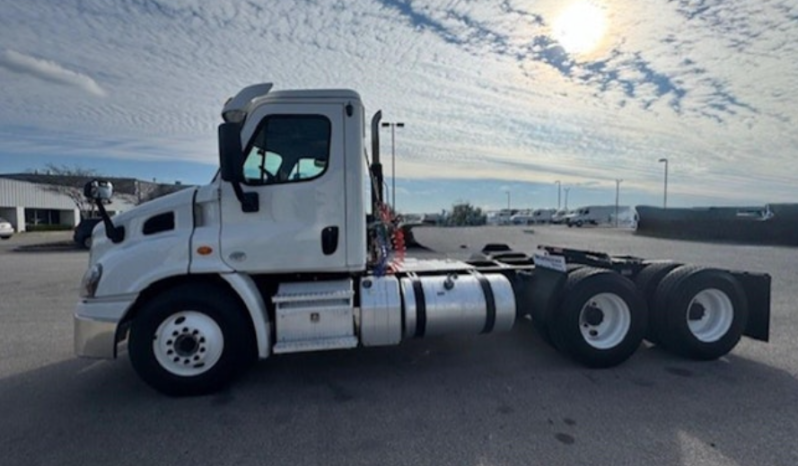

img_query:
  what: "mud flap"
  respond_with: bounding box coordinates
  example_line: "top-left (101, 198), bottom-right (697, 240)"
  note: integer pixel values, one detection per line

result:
top-left (731, 271), bottom-right (771, 342)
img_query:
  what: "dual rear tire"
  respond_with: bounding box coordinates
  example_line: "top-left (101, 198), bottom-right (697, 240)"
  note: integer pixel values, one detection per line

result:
top-left (547, 267), bottom-right (648, 368)
top-left (646, 265), bottom-right (748, 360)
top-left (533, 263), bottom-right (748, 367)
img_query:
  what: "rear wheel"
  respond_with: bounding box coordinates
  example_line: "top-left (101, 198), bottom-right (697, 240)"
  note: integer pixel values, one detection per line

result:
top-left (652, 266), bottom-right (748, 360)
top-left (129, 284), bottom-right (256, 396)
top-left (550, 268), bottom-right (647, 368)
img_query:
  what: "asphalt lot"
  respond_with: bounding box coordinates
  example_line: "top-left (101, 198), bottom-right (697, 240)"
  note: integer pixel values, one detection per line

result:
top-left (1, 227), bottom-right (797, 466)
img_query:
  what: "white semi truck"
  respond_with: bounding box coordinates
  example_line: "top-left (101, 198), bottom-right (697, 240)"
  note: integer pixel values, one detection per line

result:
top-left (75, 83), bottom-right (771, 396)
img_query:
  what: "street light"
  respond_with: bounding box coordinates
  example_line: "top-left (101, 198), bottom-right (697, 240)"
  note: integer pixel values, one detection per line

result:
top-left (554, 180), bottom-right (561, 210)
top-left (381, 121), bottom-right (405, 210)
top-left (564, 187), bottom-right (571, 209)
top-left (658, 158), bottom-right (668, 208)
top-left (615, 179), bottom-right (623, 228)
top-left (506, 190), bottom-right (511, 210)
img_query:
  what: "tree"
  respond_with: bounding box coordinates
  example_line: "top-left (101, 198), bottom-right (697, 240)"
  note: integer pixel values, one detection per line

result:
top-left (446, 202), bottom-right (486, 226)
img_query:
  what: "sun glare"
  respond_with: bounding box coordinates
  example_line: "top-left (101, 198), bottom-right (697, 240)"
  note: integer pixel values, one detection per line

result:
top-left (552, 1), bottom-right (608, 57)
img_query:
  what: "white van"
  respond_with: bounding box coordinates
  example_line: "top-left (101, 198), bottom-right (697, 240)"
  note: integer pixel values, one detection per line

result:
top-left (565, 206), bottom-right (615, 227)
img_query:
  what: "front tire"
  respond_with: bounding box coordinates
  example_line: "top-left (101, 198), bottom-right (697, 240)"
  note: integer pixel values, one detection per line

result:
top-left (550, 268), bottom-right (647, 368)
top-left (129, 284), bottom-right (256, 396)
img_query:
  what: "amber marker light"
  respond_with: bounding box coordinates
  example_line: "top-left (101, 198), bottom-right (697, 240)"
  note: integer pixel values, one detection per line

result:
top-left (197, 246), bottom-right (213, 256)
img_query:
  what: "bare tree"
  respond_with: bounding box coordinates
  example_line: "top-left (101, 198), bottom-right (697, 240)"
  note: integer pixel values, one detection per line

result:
top-left (37, 164), bottom-right (100, 218)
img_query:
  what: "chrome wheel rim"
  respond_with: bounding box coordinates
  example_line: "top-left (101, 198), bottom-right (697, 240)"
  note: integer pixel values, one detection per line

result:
top-left (153, 311), bottom-right (224, 376)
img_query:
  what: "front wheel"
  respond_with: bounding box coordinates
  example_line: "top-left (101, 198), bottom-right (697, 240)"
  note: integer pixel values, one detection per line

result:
top-left (129, 284), bottom-right (256, 396)
top-left (550, 268), bottom-right (647, 368)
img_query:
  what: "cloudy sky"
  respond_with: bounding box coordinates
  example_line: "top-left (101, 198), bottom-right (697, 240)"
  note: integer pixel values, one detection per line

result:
top-left (1, 0), bottom-right (797, 213)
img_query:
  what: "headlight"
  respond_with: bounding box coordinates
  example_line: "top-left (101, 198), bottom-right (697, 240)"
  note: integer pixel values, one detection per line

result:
top-left (80, 264), bottom-right (103, 298)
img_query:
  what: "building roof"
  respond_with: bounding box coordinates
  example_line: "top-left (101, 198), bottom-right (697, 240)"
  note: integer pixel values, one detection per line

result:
top-left (0, 173), bottom-right (190, 200)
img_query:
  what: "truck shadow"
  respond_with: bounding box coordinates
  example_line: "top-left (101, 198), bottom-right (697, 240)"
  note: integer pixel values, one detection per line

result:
top-left (0, 328), bottom-right (795, 466)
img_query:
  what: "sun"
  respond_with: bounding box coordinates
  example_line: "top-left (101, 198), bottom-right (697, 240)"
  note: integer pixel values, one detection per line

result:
top-left (552, 1), bottom-right (608, 57)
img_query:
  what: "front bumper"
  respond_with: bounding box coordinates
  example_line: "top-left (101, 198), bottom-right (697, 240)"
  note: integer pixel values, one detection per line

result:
top-left (74, 295), bottom-right (137, 359)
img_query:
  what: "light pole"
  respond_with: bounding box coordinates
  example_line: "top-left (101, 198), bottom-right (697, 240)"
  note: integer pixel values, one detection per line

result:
top-left (564, 187), bottom-right (571, 210)
top-left (506, 190), bottom-right (511, 210)
top-left (555, 180), bottom-right (561, 210)
top-left (381, 121), bottom-right (405, 210)
top-left (658, 158), bottom-right (668, 208)
top-left (615, 179), bottom-right (623, 228)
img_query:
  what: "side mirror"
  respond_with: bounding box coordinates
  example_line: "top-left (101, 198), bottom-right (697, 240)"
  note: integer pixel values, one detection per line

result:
top-left (218, 121), bottom-right (259, 213)
top-left (218, 122), bottom-right (244, 183)
top-left (83, 180), bottom-right (114, 201)
top-left (82, 179), bottom-right (124, 243)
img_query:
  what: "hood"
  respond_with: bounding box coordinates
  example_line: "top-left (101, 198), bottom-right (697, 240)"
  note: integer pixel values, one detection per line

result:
top-left (90, 187), bottom-right (198, 264)
top-left (109, 187), bottom-right (197, 226)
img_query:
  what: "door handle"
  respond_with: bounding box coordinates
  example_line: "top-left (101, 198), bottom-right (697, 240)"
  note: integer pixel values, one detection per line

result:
top-left (321, 226), bottom-right (339, 255)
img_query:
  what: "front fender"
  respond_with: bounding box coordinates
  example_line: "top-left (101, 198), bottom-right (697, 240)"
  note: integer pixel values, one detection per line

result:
top-left (221, 273), bottom-right (271, 359)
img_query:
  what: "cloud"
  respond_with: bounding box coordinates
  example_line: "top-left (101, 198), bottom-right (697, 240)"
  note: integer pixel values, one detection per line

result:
top-left (0, 0), bottom-right (796, 212)
top-left (0, 49), bottom-right (107, 97)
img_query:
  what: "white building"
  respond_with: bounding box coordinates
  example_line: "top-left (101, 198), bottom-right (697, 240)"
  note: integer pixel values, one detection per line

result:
top-left (0, 177), bottom-right (136, 233)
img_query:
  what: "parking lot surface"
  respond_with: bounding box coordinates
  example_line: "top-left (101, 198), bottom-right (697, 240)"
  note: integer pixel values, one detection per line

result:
top-left (1, 227), bottom-right (796, 466)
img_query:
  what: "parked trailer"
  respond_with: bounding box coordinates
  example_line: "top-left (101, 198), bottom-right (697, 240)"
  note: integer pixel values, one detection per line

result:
top-left (74, 83), bottom-right (771, 396)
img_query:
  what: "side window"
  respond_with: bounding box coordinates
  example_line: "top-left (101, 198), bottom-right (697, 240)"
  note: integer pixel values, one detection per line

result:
top-left (242, 115), bottom-right (331, 185)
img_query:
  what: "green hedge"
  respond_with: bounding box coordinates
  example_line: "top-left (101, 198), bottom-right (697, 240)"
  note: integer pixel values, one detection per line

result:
top-left (25, 224), bottom-right (74, 232)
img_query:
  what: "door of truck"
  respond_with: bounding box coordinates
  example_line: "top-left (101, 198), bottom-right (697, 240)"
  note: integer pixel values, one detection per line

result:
top-left (219, 102), bottom-right (350, 273)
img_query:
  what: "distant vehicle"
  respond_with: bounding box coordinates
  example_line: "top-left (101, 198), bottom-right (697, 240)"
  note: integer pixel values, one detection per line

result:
top-left (550, 209), bottom-right (570, 224)
top-left (73, 218), bottom-right (102, 249)
top-left (511, 213), bottom-right (534, 225)
top-left (0, 217), bottom-right (13, 239)
top-left (532, 209), bottom-right (555, 224)
top-left (566, 206), bottom-right (615, 227)
top-left (487, 209), bottom-right (517, 226)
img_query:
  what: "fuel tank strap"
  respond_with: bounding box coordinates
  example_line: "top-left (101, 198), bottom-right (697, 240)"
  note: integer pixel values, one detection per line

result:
top-left (475, 274), bottom-right (497, 334)
top-left (410, 277), bottom-right (427, 338)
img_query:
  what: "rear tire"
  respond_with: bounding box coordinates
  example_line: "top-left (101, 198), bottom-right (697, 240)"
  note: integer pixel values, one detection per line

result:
top-left (129, 284), bottom-right (256, 396)
top-left (652, 266), bottom-right (748, 360)
top-left (528, 266), bottom-right (585, 348)
top-left (634, 261), bottom-right (682, 344)
top-left (550, 268), bottom-right (647, 368)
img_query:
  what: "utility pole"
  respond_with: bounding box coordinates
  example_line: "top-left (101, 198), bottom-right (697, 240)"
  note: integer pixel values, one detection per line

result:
top-left (615, 179), bottom-right (623, 228)
top-left (658, 158), bottom-right (668, 209)
top-left (555, 180), bottom-right (561, 210)
top-left (381, 121), bottom-right (405, 211)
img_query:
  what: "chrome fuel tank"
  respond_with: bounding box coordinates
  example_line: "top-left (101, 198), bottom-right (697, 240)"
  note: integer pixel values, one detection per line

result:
top-left (400, 273), bottom-right (516, 338)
